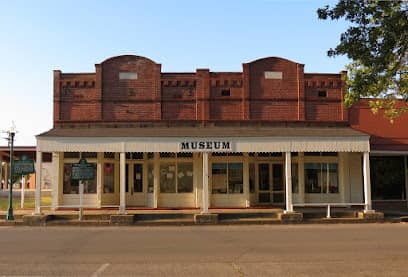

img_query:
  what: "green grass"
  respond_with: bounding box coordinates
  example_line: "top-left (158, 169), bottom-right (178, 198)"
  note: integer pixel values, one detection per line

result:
top-left (0, 196), bottom-right (52, 211)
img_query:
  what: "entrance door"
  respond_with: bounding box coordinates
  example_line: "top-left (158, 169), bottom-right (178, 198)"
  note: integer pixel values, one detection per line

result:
top-left (258, 163), bottom-right (284, 205)
top-left (125, 162), bottom-right (145, 206)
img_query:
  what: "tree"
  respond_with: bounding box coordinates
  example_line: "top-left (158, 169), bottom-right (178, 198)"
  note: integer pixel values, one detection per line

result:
top-left (318, 0), bottom-right (408, 122)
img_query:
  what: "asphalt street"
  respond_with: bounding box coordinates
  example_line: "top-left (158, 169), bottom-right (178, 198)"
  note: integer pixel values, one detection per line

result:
top-left (0, 224), bottom-right (408, 276)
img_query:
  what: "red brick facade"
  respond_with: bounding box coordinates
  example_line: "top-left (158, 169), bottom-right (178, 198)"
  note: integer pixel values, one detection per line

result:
top-left (54, 55), bottom-right (347, 126)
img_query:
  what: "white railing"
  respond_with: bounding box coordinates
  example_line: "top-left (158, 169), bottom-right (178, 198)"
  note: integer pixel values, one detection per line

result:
top-left (292, 203), bottom-right (367, 218)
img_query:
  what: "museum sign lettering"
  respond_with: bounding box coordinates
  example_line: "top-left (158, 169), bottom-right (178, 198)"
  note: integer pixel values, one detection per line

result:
top-left (179, 141), bottom-right (232, 152)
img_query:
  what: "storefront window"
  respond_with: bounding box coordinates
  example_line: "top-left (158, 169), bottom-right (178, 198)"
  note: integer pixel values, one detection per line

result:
top-left (304, 163), bottom-right (338, 193)
top-left (249, 163), bottom-right (255, 193)
top-left (212, 163), bottom-right (227, 193)
top-left (160, 161), bottom-right (193, 193)
top-left (212, 162), bottom-right (243, 194)
top-left (133, 164), bottom-right (143, 192)
top-left (103, 163), bottom-right (115, 193)
top-left (177, 163), bottom-right (193, 193)
top-left (63, 163), bottom-right (96, 194)
top-left (160, 163), bottom-right (176, 193)
top-left (292, 163), bottom-right (299, 193)
top-left (148, 163), bottom-right (154, 193)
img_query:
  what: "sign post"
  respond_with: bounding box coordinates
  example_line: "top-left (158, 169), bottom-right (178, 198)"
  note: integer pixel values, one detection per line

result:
top-left (71, 159), bottom-right (95, 221)
top-left (21, 175), bottom-right (25, 209)
top-left (13, 155), bottom-right (35, 210)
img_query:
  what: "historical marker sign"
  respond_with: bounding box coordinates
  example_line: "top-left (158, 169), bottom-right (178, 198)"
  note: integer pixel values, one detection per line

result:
top-left (71, 159), bottom-right (95, 181)
top-left (13, 155), bottom-right (35, 175)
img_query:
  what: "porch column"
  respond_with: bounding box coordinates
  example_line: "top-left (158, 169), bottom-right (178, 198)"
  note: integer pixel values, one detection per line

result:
top-left (96, 152), bottom-right (103, 208)
top-left (298, 152), bottom-right (305, 204)
top-left (363, 152), bottom-right (372, 211)
top-left (285, 152), bottom-right (293, 213)
top-left (202, 152), bottom-right (209, 213)
top-left (243, 153), bottom-right (250, 207)
top-left (34, 151), bottom-right (42, 214)
top-left (119, 152), bottom-right (126, 214)
top-left (153, 153), bottom-right (160, 208)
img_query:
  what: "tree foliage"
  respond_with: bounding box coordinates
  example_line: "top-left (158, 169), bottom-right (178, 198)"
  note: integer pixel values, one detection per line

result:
top-left (318, 0), bottom-right (408, 122)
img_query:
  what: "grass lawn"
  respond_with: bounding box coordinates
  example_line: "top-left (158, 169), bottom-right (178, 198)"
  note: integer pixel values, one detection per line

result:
top-left (0, 195), bottom-right (51, 211)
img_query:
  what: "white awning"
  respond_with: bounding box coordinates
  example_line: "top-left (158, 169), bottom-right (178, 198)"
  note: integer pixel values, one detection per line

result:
top-left (37, 136), bottom-right (370, 153)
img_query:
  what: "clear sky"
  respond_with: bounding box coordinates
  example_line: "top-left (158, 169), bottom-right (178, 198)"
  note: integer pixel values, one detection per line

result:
top-left (0, 0), bottom-right (349, 146)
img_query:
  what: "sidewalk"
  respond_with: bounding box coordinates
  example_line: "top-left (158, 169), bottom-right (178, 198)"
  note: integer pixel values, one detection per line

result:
top-left (0, 206), bottom-right (402, 226)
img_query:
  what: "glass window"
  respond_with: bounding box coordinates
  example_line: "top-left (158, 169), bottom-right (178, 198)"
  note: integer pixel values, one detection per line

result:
top-left (212, 163), bottom-right (228, 194)
top-left (177, 163), bottom-right (193, 193)
top-left (305, 163), bottom-right (338, 194)
top-left (125, 164), bottom-right (130, 193)
top-left (258, 164), bottom-right (270, 191)
top-left (148, 163), bottom-right (154, 193)
top-left (291, 163), bottom-right (299, 193)
top-left (103, 163), bottom-right (115, 193)
top-left (228, 163), bottom-right (243, 193)
top-left (133, 164), bottom-right (143, 192)
top-left (63, 163), bottom-right (79, 194)
top-left (63, 163), bottom-right (96, 194)
top-left (212, 162), bottom-right (243, 194)
top-left (249, 163), bottom-right (255, 193)
top-left (160, 163), bottom-right (176, 193)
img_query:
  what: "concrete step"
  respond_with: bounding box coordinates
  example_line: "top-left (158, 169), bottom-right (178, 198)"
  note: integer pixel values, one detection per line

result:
top-left (218, 212), bottom-right (280, 220)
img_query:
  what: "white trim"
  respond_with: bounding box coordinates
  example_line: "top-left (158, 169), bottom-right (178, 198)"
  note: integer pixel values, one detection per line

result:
top-left (37, 136), bottom-right (370, 153)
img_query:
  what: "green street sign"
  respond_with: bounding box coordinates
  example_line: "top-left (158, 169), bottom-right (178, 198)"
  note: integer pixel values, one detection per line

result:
top-left (13, 155), bottom-right (35, 175)
top-left (71, 159), bottom-right (95, 181)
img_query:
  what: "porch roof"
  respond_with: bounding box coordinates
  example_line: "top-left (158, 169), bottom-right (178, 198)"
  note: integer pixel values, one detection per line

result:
top-left (36, 126), bottom-right (370, 153)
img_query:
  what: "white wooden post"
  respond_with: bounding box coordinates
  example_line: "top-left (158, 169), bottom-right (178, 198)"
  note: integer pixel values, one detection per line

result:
top-left (119, 152), bottom-right (126, 214)
top-left (153, 153), bottom-right (160, 208)
top-left (243, 153), bottom-right (250, 207)
top-left (202, 152), bottom-right (209, 214)
top-left (363, 152), bottom-right (372, 212)
top-left (34, 151), bottom-right (42, 215)
top-left (298, 152), bottom-right (305, 204)
top-left (285, 152), bottom-right (293, 213)
top-left (79, 181), bottom-right (84, 220)
top-left (20, 175), bottom-right (25, 209)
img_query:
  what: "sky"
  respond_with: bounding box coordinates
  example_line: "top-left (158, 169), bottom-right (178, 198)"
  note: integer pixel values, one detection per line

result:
top-left (0, 0), bottom-right (350, 146)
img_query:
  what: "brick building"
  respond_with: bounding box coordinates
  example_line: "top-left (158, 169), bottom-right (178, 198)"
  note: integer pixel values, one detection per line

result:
top-left (33, 55), bottom-right (407, 215)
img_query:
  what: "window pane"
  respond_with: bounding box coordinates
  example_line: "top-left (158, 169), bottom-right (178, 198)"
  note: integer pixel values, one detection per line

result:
top-left (328, 163), bottom-right (339, 193)
top-left (63, 163), bottom-right (79, 194)
top-left (228, 163), bottom-right (243, 194)
top-left (125, 164), bottom-right (129, 193)
top-left (103, 163), bottom-right (115, 193)
top-left (305, 163), bottom-right (321, 193)
top-left (212, 163), bottom-right (227, 194)
top-left (272, 164), bottom-right (283, 191)
top-left (177, 163), bottom-right (193, 193)
top-left (249, 163), bottom-right (255, 193)
top-left (133, 164), bottom-right (143, 192)
top-left (160, 163), bottom-right (176, 193)
top-left (258, 164), bottom-right (270, 191)
top-left (148, 163), bottom-right (154, 193)
top-left (291, 163), bottom-right (299, 193)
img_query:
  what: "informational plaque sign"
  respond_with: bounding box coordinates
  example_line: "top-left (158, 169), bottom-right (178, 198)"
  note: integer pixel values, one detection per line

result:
top-left (13, 155), bottom-right (35, 175)
top-left (71, 159), bottom-right (95, 181)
